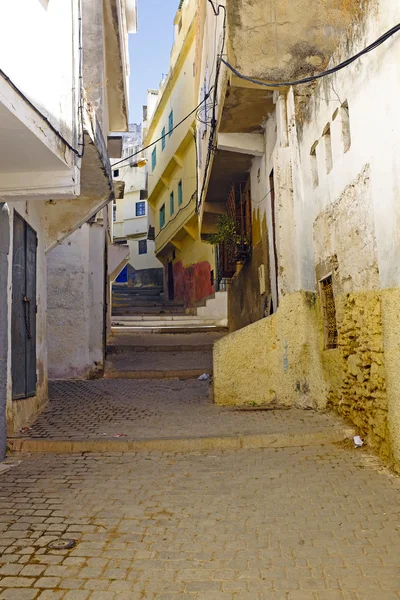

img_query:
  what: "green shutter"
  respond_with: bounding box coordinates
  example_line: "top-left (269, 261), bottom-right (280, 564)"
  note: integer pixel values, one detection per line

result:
top-left (178, 180), bottom-right (183, 206)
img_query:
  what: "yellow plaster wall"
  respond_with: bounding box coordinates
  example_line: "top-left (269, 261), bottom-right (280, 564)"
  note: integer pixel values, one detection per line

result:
top-left (153, 141), bottom-right (198, 256)
top-left (213, 291), bottom-right (327, 409)
top-left (174, 234), bottom-right (216, 271)
top-left (213, 286), bottom-right (397, 466)
top-left (379, 289), bottom-right (400, 471)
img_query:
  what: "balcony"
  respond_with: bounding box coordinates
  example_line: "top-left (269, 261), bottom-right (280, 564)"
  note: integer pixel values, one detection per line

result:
top-left (155, 194), bottom-right (197, 257)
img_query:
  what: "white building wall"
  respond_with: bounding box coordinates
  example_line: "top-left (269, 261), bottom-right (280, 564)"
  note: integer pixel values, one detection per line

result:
top-left (0, 0), bottom-right (77, 146)
top-left (47, 223), bottom-right (105, 379)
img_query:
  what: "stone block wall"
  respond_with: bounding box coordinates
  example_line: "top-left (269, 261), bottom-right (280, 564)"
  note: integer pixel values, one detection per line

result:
top-left (326, 291), bottom-right (389, 460)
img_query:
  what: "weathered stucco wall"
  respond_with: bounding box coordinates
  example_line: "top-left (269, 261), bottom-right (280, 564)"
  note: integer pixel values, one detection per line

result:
top-left (227, 0), bottom-right (355, 81)
top-left (214, 291), bottom-right (326, 408)
top-left (312, 165), bottom-right (389, 458)
top-left (47, 223), bottom-right (105, 380)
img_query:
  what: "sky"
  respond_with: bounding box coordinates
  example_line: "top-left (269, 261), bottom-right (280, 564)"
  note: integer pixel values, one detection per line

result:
top-left (128, 0), bottom-right (179, 125)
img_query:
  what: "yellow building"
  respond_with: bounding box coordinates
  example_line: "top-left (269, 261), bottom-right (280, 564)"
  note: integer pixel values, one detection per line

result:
top-left (144, 0), bottom-right (216, 306)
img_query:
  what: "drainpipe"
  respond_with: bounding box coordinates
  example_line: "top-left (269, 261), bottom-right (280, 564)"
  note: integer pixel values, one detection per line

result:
top-left (0, 203), bottom-right (10, 460)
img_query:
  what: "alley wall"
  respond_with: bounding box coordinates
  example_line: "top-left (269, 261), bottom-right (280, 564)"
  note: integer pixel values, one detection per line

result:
top-left (213, 0), bottom-right (400, 469)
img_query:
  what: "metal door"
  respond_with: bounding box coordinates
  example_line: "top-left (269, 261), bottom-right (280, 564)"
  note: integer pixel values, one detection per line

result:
top-left (11, 212), bottom-right (37, 400)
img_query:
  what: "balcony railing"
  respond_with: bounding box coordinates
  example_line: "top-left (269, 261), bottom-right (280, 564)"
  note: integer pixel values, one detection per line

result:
top-left (217, 180), bottom-right (252, 281)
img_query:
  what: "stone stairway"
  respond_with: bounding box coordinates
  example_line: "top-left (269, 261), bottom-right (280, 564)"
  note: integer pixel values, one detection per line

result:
top-left (105, 330), bottom-right (226, 379)
top-left (112, 286), bottom-right (228, 332)
top-left (112, 285), bottom-right (190, 316)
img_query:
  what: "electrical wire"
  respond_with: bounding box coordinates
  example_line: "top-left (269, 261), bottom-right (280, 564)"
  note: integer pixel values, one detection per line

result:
top-left (0, 67), bottom-right (84, 158)
top-left (0, 2), bottom-right (85, 159)
top-left (196, 0), bottom-right (227, 213)
top-left (221, 22), bottom-right (400, 88)
top-left (112, 90), bottom-right (214, 169)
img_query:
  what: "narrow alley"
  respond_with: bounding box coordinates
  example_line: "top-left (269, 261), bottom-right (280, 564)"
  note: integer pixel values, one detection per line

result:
top-left (2, 0), bottom-right (400, 597)
top-left (1, 303), bottom-right (400, 598)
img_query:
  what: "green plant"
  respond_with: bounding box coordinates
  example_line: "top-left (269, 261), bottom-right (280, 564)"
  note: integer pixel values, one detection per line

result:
top-left (206, 214), bottom-right (237, 247)
top-left (207, 214), bottom-right (250, 249)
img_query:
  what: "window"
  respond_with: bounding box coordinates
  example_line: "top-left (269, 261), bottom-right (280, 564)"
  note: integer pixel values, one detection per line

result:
top-left (323, 124), bottom-right (333, 174)
top-left (136, 201), bottom-right (146, 217)
top-left (341, 101), bottom-right (351, 153)
top-left (113, 202), bottom-right (117, 222)
top-left (310, 141), bottom-right (319, 188)
top-left (138, 240), bottom-right (147, 255)
top-left (160, 204), bottom-right (166, 229)
top-left (152, 147), bottom-right (157, 171)
top-left (162, 127), bottom-right (166, 151)
top-left (170, 191), bottom-right (174, 215)
top-left (320, 275), bottom-right (338, 349)
top-left (168, 110), bottom-right (173, 137)
top-left (178, 180), bottom-right (183, 206)
top-left (113, 169), bottom-right (119, 178)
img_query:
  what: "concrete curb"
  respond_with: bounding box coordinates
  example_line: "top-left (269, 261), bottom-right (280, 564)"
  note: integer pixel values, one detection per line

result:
top-left (7, 427), bottom-right (355, 454)
top-left (103, 369), bottom-right (212, 380)
top-left (106, 345), bottom-right (214, 354)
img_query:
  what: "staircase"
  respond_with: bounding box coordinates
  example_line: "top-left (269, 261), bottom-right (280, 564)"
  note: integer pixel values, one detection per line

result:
top-left (111, 286), bottom-right (227, 333)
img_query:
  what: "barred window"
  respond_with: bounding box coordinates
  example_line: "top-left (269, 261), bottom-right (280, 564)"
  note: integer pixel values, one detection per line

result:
top-left (320, 275), bottom-right (338, 349)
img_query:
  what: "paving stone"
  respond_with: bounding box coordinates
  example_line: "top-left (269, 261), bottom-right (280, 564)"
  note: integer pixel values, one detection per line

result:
top-left (0, 590), bottom-right (40, 599)
top-left (1, 436), bottom-right (400, 599)
top-left (11, 379), bottom-right (344, 442)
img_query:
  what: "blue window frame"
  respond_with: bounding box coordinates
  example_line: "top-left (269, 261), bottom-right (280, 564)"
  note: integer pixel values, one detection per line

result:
top-left (178, 180), bottom-right (183, 206)
top-left (161, 127), bottom-right (166, 150)
top-left (151, 147), bottom-right (157, 171)
top-left (170, 192), bottom-right (174, 215)
top-left (160, 204), bottom-right (166, 229)
top-left (168, 110), bottom-right (173, 137)
top-left (136, 201), bottom-right (146, 217)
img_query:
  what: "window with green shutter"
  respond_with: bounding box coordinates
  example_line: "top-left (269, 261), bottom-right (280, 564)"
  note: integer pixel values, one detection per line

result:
top-left (168, 111), bottom-right (173, 136)
top-left (160, 204), bottom-right (165, 229)
top-left (162, 127), bottom-right (166, 151)
top-left (178, 180), bottom-right (183, 206)
top-left (170, 192), bottom-right (174, 215)
top-left (152, 147), bottom-right (157, 171)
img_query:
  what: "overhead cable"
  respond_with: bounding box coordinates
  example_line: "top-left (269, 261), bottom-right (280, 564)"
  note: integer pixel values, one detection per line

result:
top-left (220, 22), bottom-right (400, 88)
top-left (112, 91), bottom-right (214, 169)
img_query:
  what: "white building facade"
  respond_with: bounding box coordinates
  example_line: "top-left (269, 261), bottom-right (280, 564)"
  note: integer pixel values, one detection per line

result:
top-left (0, 0), bottom-right (137, 457)
top-left (112, 124), bottom-right (163, 288)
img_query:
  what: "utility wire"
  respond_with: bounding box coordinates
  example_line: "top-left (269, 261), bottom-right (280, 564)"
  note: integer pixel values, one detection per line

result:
top-left (196, 0), bottom-right (227, 212)
top-left (0, 1), bottom-right (85, 159)
top-left (0, 67), bottom-right (84, 158)
top-left (112, 91), bottom-right (214, 169)
top-left (221, 22), bottom-right (400, 88)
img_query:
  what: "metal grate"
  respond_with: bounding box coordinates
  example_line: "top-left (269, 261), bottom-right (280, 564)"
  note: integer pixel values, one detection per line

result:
top-left (320, 275), bottom-right (338, 349)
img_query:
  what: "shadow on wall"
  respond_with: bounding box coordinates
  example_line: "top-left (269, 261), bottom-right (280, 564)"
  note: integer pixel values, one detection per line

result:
top-left (126, 264), bottom-right (164, 288)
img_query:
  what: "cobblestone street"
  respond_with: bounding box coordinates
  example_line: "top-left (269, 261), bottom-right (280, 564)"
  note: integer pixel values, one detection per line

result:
top-left (11, 379), bottom-right (346, 443)
top-left (1, 445), bottom-right (400, 599)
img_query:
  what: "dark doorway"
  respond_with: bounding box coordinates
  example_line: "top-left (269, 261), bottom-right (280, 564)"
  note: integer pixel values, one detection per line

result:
top-left (11, 212), bottom-right (37, 400)
top-left (167, 260), bottom-right (174, 301)
top-left (270, 170), bottom-right (279, 311)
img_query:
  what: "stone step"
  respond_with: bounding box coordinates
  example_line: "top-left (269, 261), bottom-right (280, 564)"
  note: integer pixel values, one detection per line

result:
top-left (104, 368), bottom-right (211, 380)
top-left (8, 426), bottom-right (355, 454)
top-left (107, 344), bottom-right (214, 353)
top-left (112, 306), bottom-right (190, 316)
top-left (111, 325), bottom-right (228, 334)
top-left (112, 315), bottom-right (218, 323)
